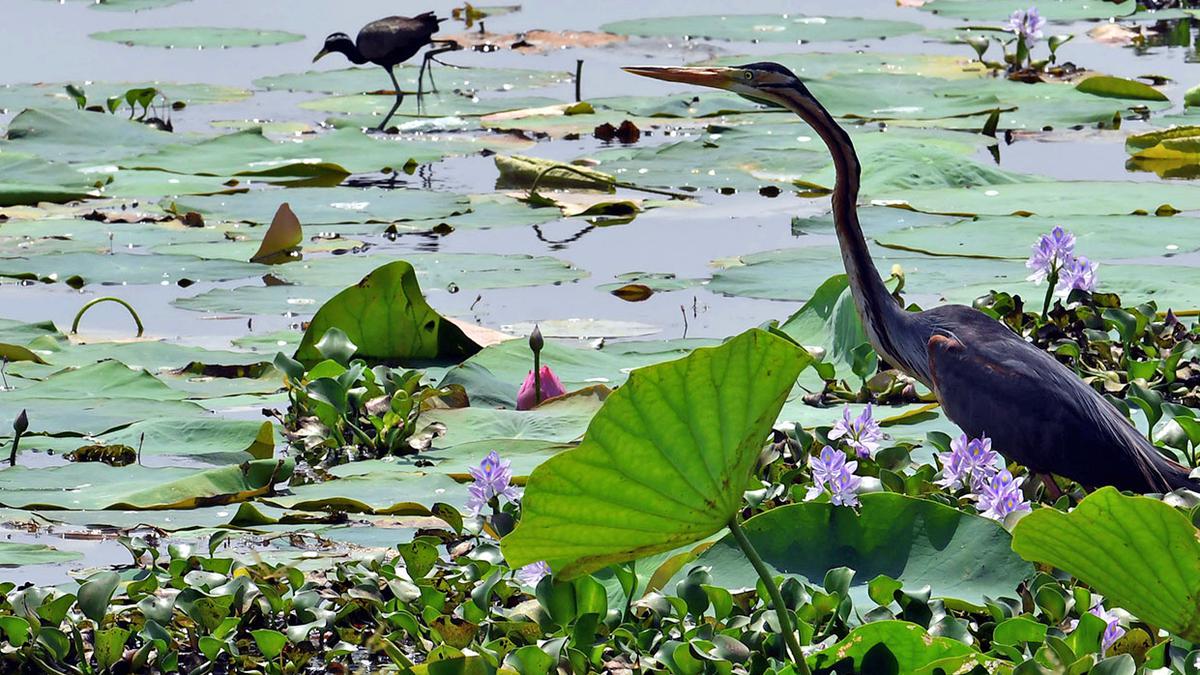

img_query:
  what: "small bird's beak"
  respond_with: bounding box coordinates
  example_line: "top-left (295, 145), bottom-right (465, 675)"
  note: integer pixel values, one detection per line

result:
top-left (621, 65), bottom-right (739, 91)
top-left (312, 48), bottom-right (330, 63)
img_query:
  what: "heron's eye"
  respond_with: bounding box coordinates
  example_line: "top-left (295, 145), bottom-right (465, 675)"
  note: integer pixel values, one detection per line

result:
top-left (743, 71), bottom-right (754, 81)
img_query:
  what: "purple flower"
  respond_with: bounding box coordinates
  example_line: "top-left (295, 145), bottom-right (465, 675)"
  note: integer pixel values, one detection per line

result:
top-left (516, 560), bottom-right (551, 587)
top-left (936, 433), bottom-right (1000, 492)
top-left (1090, 603), bottom-right (1126, 653)
top-left (829, 404), bottom-right (885, 459)
top-left (1026, 226), bottom-right (1076, 284)
top-left (1006, 7), bottom-right (1046, 44)
top-left (517, 365), bottom-right (568, 411)
top-left (1056, 255), bottom-right (1098, 296)
top-left (466, 451), bottom-right (521, 516)
top-left (977, 469), bottom-right (1032, 521)
top-left (806, 446), bottom-right (860, 507)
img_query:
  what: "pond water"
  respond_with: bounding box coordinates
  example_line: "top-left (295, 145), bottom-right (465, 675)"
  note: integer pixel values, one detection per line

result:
top-left (1, 0), bottom-right (1198, 589)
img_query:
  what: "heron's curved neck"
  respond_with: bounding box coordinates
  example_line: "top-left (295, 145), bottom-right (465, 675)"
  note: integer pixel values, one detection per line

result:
top-left (777, 88), bottom-right (912, 372)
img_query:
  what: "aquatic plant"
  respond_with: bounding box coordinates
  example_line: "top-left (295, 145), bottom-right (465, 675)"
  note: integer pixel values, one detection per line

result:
top-left (466, 450), bottom-right (522, 516)
top-left (828, 403), bottom-right (884, 458)
top-left (936, 432), bottom-right (1000, 492)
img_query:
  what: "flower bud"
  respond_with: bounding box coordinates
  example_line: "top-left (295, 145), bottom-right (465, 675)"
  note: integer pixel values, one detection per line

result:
top-left (528, 325), bottom-right (544, 355)
top-left (13, 410), bottom-right (27, 436)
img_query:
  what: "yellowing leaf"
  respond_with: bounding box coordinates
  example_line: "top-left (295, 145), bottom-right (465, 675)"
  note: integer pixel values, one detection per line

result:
top-left (249, 202), bottom-right (302, 264)
top-left (0, 343), bottom-right (48, 364)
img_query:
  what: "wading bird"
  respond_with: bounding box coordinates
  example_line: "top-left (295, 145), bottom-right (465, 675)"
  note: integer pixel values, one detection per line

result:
top-left (314, 12), bottom-right (458, 131)
top-left (624, 62), bottom-right (1198, 494)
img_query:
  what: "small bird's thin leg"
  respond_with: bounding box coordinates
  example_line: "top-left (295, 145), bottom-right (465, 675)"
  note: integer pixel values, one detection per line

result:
top-left (419, 42), bottom-right (464, 96)
top-left (379, 66), bottom-right (404, 131)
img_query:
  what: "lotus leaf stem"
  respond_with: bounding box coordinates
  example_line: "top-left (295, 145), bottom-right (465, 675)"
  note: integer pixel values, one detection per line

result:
top-left (71, 297), bottom-right (144, 337)
top-left (728, 517), bottom-right (810, 673)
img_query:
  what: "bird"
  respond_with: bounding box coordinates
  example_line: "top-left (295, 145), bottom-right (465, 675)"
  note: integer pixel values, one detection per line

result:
top-left (313, 12), bottom-right (459, 131)
top-left (623, 62), bottom-right (1199, 495)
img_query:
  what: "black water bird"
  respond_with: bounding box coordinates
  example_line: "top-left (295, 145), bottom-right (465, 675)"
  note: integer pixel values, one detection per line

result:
top-left (624, 62), bottom-right (1199, 494)
top-left (314, 12), bottom-right (458, 130)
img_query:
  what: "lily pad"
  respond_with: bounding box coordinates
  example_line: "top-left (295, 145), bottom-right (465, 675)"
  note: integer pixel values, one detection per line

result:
top-left (0, 543), bottom-right (82, 567)
top-left (3, 108), bottom-right (184, 164)
top-left (600, 14), bottom-right (923, 43)
top-left (293, 260), bottom-right (482, 366)
top-left (90, 27), bottom-right (305, 49)
top-left (683, 493), bottom-right (1031, 608)
top-left (0, 81), bottom-right (249, 113)
top-left (0, 250), bottom-right (264, 286)
top-left (888, 181), bottom-right (1200, 217)
top-left (169, 188), bottom-right (469, 225)
top-left (255, 65), bottom-right (570, 95)
top-left (919, 0), bottom-right (1135, 21)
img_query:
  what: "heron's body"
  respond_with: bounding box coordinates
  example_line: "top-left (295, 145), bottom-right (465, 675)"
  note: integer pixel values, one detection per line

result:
top-left (314, 12), bottom-right (456, 130)
top-left (625, 62), bottom-right (1197, 494)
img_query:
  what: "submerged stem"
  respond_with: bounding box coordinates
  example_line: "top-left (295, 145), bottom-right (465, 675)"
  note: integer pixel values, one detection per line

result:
top-left (71, 297), bottom-right (144, 337)
top-left (728, 518), bottom-right (809, 673)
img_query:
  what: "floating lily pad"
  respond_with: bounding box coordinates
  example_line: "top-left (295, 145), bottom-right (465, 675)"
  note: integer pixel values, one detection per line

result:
top-left (255, 65), bottom-right (570, 95)
top-left (3, 108), bottom-right (186, 164)
top-left (264, 470), bottom-right (463, 515)
top-left (300, 93), bottom-right (562, 121)
top-left (0, 250), bottom-right (263, 286)
top-left (169, 187), bottom-right (469, 225)
top-left (0, 543), bottom-right (82, 567)
top-left (51, 0), bottom-right (192, 11)
top-left (888, 181), bottom-right (1200, 216)
top-left (0, 153), bottom-right (98, 207)
top-left (0, 81), bottom-right (249, 113)
top-left (91, 27), bottom-right (305, 49)
top-left (600, 14), bottom-right (922, 43)
top-left (920, 0), bottom-right (1135, 21)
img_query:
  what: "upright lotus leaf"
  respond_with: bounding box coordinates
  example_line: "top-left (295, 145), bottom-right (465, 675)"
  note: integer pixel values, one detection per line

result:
top-left (502, 329), bottom-right (809, 579)
top-left (777, 274), bottom-right (870, 379)
top-left (1011, 487), bottom-right (1200, 641)
top-left (293, 260), bottom-right (482, 367)
top-left (681, 493), bottom-right (1032, 608)
top-left (250, 203), bottom-right (302, 264)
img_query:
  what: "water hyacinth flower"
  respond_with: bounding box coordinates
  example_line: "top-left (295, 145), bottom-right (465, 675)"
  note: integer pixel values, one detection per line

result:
top-left (1091, 603), bottom-right (1126, 652)
top-left (977, 468), bottom-right (1032, 521)
top-left (1025, 226), bottom-right (1076, 284)
top-left (516, 365), bottom-right (567, 411)
top-left (516, 560), bottom-right (551, 587)
top-left (466, 451), bottom-right (521, 516)
top-left (1006, 7), bottom-right (1046, 45)
top-left (936, 433), bottom-right (1000, 492)
top-left (806, 446), bottom-right (861, 507)
top-left (1055, 255), bottom-right (1098, 296)
top-left (828, 404), bottom-right (885, 458)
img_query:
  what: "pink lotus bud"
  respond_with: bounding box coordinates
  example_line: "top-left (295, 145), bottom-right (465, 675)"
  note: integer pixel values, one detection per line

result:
top-left (516, 366), bottom-right (567, 410)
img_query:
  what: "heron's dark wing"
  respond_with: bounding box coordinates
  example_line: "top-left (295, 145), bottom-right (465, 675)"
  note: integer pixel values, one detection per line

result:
top-left (357, 16), bottom-right (438, 65)
top-left (925, 326), bottom-right (1174, 492)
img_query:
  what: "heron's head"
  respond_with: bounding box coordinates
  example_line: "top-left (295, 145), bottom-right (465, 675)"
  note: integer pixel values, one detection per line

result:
top-left (313, 33), bottom-right (354, 63)
top-left (622, 62), bottom-right (813, 111)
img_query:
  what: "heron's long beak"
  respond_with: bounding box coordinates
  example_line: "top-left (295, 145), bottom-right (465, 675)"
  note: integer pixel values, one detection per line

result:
top-left (312, 48), bottom-right (330, 63)
top-left (621, 65), bottom-right (739, 91)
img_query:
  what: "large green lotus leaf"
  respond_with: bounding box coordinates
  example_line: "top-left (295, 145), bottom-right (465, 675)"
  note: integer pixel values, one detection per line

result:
top-left (90, 27), bottom-right (304, 49)
top-left (395, 194), bottom-right (563, 232)
top-left (0, 153), bottom-right (98, 206)
top-left (0, 216), bottom-right (228, 257)
top-left (18, 339), bottom-right (266, 375)
top-left (920, 0), bottom-right (1135, 20)
top-left (947, 261), bottom-right (1200, 313)
top-left (0, 81), bottom-right (249, 113)
top-left (878, 214), bottom-right (1200, 260)
top-left (707, 245), bottom-right (845, 301)
top-left (416, 439), bottom-right (567, 477)
top-left (423, 395), bottom-right (605, 449)
top-left (0, 459), bottom-right (292, 510)
top-left (0, 251), bottom-right (263, 286)
top-left (6, 360), bottom-right (187, 401)
top-left (277, 252), bottom-right (586, 290)
top-left (293, 260), bottom-right (481, 366)
top-left (777, 274), bottom-right (870, 378)
top-left (502, 329), bottom-right (809, 579)
top-left (256, 65), bottom-right (570, 94)
top-left (48, 0), bottom-right (191, 11)
top-left (300, 93), bottom-right (562, 120)
top-left (593, 92), bottom-right (768, 119)
top-left (0, 319), bottom-right (62, 346)
top-left (173, 284), bottom-right (340, 316)
top-left (100, 169), bottom-right (246, 199)
top-left (600, 14), bottom-right (922, 42)
top-left (24, 502), bottom-right (297, 533)
top-left (169, 187), bottom-right (469, 225)
top-left (98, 417), bottom-right (274, 467)
top-left (0, 543), bottom-right (82, 567)
top-left (809, 621), bottom-right (995, 673)
top-left (438, 337), bottom-right (716, 408)
top-left (2, 108), bottom-right (191, 165)
top-left (263, 470), bottom-right (463, 515)
top-left (123, 127), bottom-right (530, 178)
top-left (1012, 487), bottom-right (1200, 641)
top-left (0, 397), bottom-right (206, 436)
top-left (889, 181), bottom-right (1200, 216)
top-left (682, 493), bottom-right (1031, 608)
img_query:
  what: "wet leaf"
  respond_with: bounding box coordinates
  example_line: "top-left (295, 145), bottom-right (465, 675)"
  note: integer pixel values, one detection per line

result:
top-left (601, 14), bottom-right (922, 42)
top-left (91, 26), bottom-right (304, 49)
top-left (1076, 75), bottom-right (1168, 102)
top-left (0, 543), bottom-right (82, 567)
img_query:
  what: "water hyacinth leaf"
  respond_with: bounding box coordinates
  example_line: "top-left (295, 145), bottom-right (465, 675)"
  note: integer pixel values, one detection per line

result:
top-left (90, 26), bottom-right (304, 49)
top-left (678, 493), bottom-right (1031, 608)
top-left (501, 328), bottom-right (809, 579)
top-left (78, 571), bottom-right (121, 622)
top-left (0, 543), bottom-right (82, 567)
top-left (809, 620), bottom-right (996, 672)
top-left (1011, 487), bottom-right (1200, 641)
top-left (293, 260), bottom-right (482, 367)
top-left (600, 14), bottom-right (922, 43)
top-left (1075, 75), bottom-right (1168, 102)
top-left (250, 203), bottom-right (302, 264)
